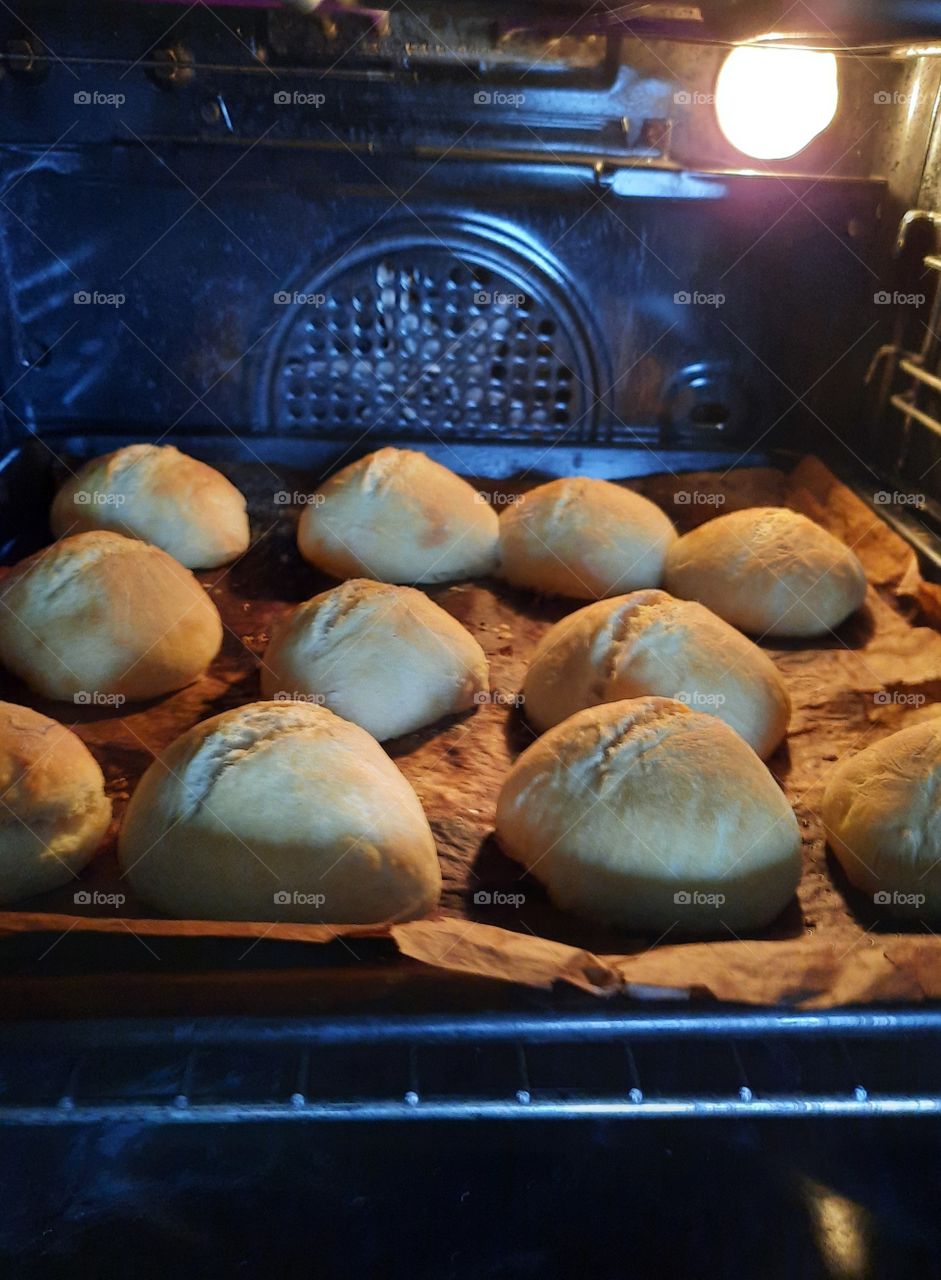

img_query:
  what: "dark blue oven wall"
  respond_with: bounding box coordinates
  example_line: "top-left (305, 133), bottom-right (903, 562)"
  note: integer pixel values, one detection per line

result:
top-left (0, 148), bottom-right (886, 442)
top-left (0, 2), bottom-right (916, 481)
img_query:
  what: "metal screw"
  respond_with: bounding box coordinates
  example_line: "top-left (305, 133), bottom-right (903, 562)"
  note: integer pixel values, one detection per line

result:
top-left (639, 117), bottom-right (671, 151)
top-left (150, 45), bottom-right (195, 88)
top-left (5, 38), bottom-right (45, 79)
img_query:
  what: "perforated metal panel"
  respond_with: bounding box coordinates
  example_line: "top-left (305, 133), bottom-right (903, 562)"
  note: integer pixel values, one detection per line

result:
top-left (265, 234), bottom-right (600, 442)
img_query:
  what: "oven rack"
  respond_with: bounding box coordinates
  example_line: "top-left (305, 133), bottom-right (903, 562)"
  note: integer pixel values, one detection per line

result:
top-left (3, 1010), bottom-right (941, 1124)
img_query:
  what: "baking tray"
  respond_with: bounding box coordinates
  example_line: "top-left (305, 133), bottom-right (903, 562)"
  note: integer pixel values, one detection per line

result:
top-left (3, 448), bottom-right (941, 1011)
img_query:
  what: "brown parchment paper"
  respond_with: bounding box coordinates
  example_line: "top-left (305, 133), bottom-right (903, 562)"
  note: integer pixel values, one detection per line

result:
top-left (4, 453), bottom-right (941, 1009)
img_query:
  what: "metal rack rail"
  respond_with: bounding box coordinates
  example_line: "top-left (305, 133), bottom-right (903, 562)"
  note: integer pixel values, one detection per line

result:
top-left (4, 1010), bottom-right (941, 1123)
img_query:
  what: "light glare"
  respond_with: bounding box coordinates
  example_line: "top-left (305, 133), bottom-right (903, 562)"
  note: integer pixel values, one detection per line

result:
top-left (715, 45), bottom-right (839, 160)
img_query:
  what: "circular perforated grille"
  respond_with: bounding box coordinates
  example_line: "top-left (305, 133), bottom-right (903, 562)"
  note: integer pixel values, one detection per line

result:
top-left (267, 243), bottom-right (596, 440)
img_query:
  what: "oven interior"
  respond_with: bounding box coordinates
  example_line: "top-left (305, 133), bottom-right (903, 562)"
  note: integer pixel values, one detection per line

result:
top-left (3, 0), bottom-right (941, 546)
top-left (5, 3), bottom-right (941, 1271)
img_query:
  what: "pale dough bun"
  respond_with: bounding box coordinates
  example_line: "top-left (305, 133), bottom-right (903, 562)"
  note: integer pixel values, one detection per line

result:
top-left (50, 444), bottom-right (250, 570)
top-left (664, 506), bottom-right (867, 637)
top-left (0, 531), bottom-right (223, 703)
top-left (0, 702), bottom-right (111, 904)
top-left (261, 578), bottom-right (489, 741)
top-left (498, 477), bottom-right (677, 599)
top-left (496, 696), bottom-right (801, 933)
top-left (822, 718), bottom-right (941, 919)
top-left (523, 590), bottom-right (790, 758)
top-left (297, 448), bottom-right (499, 584)
top-left (118, 700), bottom-right (442, 923)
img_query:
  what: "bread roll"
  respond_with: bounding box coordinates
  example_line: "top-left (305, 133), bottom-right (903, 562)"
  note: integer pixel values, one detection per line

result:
top-left (297, 448), bottom-right (499, 584)
top-left (261, 578), bottom-right (489, 740)
top-left (119, 700), bottom-right (442, 923)
top-left (822, 718), bottom-right (941, 919)
top-left (523, 590), bottom-right (790, 758)
top-left (496, 696), bottom-right (801, 932)
top-left (498, 477), bottom-right (676, 599)
top-left (664, 506), bottom-right (867, 637)
top-left (51, 444), bottom-right (250, 570)
top-left (0, 531), bottom-right (222, 702)
top-left (0, 702), bottom-right (111, 903)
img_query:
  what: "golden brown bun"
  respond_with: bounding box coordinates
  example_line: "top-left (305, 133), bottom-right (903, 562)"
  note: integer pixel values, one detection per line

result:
top-left (496, 696), bottom-right (801, 933)
top-left (0, 531), bottom-right (222, 702)
top-left (822, 718), bottom-right (941, 920)
top-left (664, 506), bottom-right (867, 637)
top-left (118, 700), bottom-right (442, 923)
top-left (297, 448), bottom-right (499, 584)
top-left (498, 477), bottom-right (677, 599)
top-left (523, 589), bottom-right (790, 758)
top-left (0, 702), bottom-right (111, 903)
top-left (261, 579), bottom-right (489, 740)
top-left (51, 444), bottom-right (250, 569)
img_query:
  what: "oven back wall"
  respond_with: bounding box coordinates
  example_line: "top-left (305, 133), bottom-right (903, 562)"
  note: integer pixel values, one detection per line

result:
top-left (0, 144), bottom-right (886, 466)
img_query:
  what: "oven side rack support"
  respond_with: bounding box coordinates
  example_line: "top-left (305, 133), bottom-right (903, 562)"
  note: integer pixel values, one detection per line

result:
top-left (3, 1009), bottom-right (941, 1123)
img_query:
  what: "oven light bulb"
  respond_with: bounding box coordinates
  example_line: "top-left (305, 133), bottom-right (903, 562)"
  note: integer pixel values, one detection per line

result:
top-left (715, 45), bottom-right (839, 160)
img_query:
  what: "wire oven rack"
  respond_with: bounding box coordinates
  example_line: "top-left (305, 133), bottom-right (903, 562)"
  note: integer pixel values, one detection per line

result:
top-left (3, 1009), bottom-right (941, 1124)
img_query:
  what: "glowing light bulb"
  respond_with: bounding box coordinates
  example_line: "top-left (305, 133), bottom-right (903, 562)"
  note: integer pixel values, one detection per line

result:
top-left (715, 45), bottom-right (839, 160)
